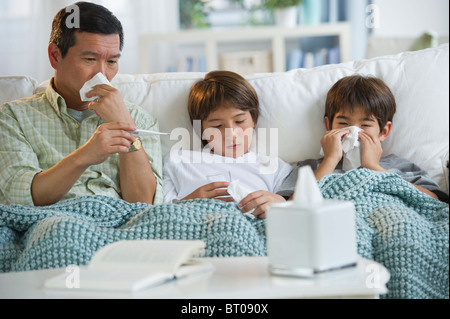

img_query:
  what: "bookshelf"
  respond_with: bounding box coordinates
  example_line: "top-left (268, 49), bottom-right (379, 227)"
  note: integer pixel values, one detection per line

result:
top-left (139, 22), bottom-right (351, 74)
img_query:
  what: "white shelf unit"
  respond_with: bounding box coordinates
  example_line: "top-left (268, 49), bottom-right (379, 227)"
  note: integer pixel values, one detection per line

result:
top-left (139, 22), bottom-right (352, 74)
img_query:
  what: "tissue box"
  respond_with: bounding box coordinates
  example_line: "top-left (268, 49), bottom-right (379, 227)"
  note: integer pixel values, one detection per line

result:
top-left (266, 200), bottom-right (357, 277)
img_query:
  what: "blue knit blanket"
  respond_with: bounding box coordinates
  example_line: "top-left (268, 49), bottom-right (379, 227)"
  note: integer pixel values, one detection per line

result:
top-left (319, 169), bottom-right (449, 299)
top-left (0, 169), bottom-right (448, 299)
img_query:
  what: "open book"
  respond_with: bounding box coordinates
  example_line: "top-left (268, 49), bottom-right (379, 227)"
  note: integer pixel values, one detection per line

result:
top-left (44, 240), bottom-right (213, 292)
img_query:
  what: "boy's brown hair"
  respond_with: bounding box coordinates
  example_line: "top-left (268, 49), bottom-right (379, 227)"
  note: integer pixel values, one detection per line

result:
top-left (188, 70), bottom-right (259, 125)
top-left (325, 75), bottom-right (396, 131)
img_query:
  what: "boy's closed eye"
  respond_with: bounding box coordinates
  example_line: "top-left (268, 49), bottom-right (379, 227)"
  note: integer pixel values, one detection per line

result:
top-left (210, 120), bottom-right (246, 128)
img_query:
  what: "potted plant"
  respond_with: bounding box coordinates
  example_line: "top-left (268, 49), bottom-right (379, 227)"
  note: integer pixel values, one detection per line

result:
top-left (180, 0), bottom-right (210, 29)
top-left (262, 0), bottom-right (302, 27)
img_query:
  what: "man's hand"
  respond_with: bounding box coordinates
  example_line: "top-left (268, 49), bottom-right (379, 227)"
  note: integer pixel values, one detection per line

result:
top-left (238, 191), bottom-right (286, 219)
top-left (182, 182), bottom-right (233, 202)
top-left (30, 121), bottom-right (136, 206)
top-left (86, 84), bottom-right (135, 125)
top-left (75, 122), bottom-right (137, 167)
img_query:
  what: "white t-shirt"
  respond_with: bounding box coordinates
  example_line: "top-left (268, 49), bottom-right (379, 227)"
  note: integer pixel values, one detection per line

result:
top-left (163, 150), bottom-right (293, 203)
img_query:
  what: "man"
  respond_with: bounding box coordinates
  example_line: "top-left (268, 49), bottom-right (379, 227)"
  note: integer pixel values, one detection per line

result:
top-left (0, 2), bottom-right (162, 206)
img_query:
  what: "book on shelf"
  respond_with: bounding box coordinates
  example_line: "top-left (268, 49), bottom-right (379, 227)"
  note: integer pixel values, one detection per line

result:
top-left (327, 45), bottom-right (340, 64)
top-left (287, 45), bottom-right (341, 70)
top-left (170, 56), bottom-right (207, 72)
top-left (303, 52), bottom-right (315, 68)
top-left (44, 240), bottom-right (213, 292)
top-left (314, 48), bottom-right (328, 67)
top-left (287, 49), bottom-right (304, 70)
top-left (309, 0), bottom-right (344, 24)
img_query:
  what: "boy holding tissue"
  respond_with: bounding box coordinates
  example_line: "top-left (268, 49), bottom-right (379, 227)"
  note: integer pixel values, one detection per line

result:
top-left (163, 71), bottom-right (293, 218)
top-left (278, 75), bottom-right (447, 202)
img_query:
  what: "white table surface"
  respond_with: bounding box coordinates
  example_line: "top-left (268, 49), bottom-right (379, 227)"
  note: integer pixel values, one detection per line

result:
top-left (0, 256), bottom-right (389, 299)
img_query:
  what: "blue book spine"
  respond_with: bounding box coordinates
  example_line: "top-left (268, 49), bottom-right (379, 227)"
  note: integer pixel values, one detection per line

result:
top-left (287, 49), bottom-right (304, 70)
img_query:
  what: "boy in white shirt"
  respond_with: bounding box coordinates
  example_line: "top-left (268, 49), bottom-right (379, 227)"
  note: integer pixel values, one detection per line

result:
top-left (163, 71), bottom-right (292, 218)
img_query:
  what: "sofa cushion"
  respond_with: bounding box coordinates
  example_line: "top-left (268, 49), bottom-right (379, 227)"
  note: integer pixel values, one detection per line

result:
top-left (0, 76), bottom-right (38, 105)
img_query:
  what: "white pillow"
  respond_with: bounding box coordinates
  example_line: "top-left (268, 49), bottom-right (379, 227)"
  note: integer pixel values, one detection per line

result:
top-left (0, 76), bottom-right (38, 104)
top-left (443, 151), bottom-right (449, 195)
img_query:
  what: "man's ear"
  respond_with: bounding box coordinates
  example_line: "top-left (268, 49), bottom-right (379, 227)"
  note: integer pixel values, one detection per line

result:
top-left (324, 116), bottom-right (331, 131)
top-left (379, 121), bottom-right (392, 142)
top-left (48, 43), bottom-right (61, 69)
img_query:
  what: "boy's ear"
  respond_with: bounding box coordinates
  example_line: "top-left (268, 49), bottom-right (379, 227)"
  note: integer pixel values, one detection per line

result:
top-left (324, 116), bottom-right (331, 131)
top-left (379, 121), bottom-right (392, 142)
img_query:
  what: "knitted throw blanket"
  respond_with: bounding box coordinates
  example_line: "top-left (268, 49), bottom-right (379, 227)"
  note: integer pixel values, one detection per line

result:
top-left (0, 169), bottom-right (448, 299)
top-left (0, 198), bottom-right (266, 272)
top-left (319, 169), bottom-right (449, 299)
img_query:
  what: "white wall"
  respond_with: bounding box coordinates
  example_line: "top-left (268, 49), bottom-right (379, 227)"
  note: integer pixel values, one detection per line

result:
top-left (371, 0), bottom-right (449, 37)
top-left (0, 0), bottom-right (180, 83)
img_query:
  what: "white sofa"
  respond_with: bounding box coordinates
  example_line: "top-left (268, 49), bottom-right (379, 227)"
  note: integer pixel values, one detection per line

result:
top-left (1, 45), bottom-right (449, 300)
top-left (1, 44), bottom-right (449, 196)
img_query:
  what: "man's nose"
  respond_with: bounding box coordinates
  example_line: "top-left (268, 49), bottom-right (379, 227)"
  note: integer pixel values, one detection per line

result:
top-left (95, 64), bottom-right (107, 78)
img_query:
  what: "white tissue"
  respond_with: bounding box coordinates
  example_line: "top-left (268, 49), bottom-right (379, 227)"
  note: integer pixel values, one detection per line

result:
top-left (319, 126), bottom-right (363, 171)
top-left (341, 126), bottom-right (363, 171)
top-left (293, 166), bottom-right (324, 207)
top-left (227, 180), bottom-right (255, 218)
top-left (79, 72), bottom-right (112, 102)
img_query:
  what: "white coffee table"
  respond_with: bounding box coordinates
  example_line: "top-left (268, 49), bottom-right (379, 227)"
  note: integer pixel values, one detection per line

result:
top-left (0, 256), bottom-right (389, 299)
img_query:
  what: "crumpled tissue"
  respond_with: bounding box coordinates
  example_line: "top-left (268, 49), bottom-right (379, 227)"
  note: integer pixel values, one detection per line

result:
top-left (341, 126), bottom-right (363, 171)
top-left (320, 126), bottom-right (363, 171)
top-left (293, 165), bottom-right (324, 207)
top-left (227, 180), bottom-right (255, 218)
top-left (79, 72), bottom-right (112, 102)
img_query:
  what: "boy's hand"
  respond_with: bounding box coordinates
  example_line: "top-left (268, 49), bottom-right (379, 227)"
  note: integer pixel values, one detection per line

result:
top-left (315, 128), bottom-right (351, 180)
top-left (182, 182), bottom-right (233, 202)
top-left (320, 128), bottom-right (351, 165)
top-left (238, 191), bottom-right (286, 219)
top-left (359, 130), bottom-right (386, 171)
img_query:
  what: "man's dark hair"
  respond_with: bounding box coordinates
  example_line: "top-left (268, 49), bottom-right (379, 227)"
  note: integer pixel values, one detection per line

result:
top-left (49, 2), bottom-right (124, 58)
